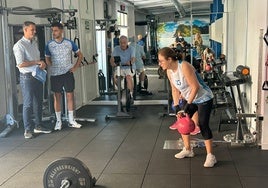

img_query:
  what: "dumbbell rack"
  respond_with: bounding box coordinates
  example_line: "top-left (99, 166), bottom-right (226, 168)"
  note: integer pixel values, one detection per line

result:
top-left (228, 111), bottom-right (262, 146)
top-left (223, 102), bottom-right (263, 146)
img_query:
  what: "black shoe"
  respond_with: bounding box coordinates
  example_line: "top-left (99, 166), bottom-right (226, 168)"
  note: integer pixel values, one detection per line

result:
top-left (34, 126), bottom-right (52, 134)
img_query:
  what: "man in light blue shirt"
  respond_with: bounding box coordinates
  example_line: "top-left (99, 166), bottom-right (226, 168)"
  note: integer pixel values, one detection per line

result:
top-left (129, 38), bottom-right (146, 90)
top-left (13, 21), bottom-right (52, 139)
top-left (137, 34), bottom-right (145, 47)
top-left (110, 35), bottom-right (135, 99)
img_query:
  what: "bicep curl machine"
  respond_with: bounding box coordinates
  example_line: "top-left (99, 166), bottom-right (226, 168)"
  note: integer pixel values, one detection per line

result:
top-left (105, 56), bottom-right (134, 120)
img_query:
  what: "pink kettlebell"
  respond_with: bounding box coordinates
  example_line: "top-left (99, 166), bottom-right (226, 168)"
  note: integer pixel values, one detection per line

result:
top-left (177, 114), bottom-right (195, 135)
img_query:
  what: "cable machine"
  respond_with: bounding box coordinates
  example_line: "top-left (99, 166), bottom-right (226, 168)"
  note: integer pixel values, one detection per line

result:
top-left (0, 4), bottom-right (19, 137)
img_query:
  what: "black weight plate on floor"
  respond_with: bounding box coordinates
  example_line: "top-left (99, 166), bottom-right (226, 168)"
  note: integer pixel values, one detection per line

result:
top-left (43, 157), bottom-right (94, 188)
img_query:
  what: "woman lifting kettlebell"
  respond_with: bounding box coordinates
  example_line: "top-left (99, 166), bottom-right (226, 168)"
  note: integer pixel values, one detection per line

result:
top-left (158, 47), bottom-right (217, 168)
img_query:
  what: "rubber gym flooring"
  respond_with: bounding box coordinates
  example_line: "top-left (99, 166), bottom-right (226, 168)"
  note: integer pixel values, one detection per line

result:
top-left (0, 67), bottom-right (268, 188)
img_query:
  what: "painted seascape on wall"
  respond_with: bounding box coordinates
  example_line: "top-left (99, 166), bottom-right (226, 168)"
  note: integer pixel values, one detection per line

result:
top-left (157, 18), bottom-right (210, 49)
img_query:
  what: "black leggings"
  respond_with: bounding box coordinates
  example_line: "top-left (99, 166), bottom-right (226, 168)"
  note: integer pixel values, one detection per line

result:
top-left (184, 99), bottom-right (213, 140)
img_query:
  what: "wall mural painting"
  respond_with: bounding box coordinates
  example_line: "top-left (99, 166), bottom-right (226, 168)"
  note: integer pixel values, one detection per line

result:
top-left (157, 18), bottom-right (210, 49)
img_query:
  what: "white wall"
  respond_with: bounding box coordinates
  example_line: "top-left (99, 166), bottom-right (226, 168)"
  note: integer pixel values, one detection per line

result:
top-left (248, 0), bottom-right (268, 149)
top-left (246, 0), bottom-right (267, 117)
top-left (224, 0), bottom-right (248, 72)
top-left (210, 18), bottom-right (223, 43)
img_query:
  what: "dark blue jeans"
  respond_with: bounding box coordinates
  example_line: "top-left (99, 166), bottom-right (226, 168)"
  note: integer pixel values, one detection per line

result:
top-left (20, 73), bottom-right (43, 131)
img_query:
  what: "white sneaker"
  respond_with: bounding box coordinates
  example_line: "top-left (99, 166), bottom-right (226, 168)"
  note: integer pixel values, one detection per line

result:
top-left (54, 120), bottom-right (62, 131)
top-left (204, 153), bottom-right (217, 168)
top-left (68, 120), bottom-right (82, 128)
top-left (175, 147), bottom-right (194, 159)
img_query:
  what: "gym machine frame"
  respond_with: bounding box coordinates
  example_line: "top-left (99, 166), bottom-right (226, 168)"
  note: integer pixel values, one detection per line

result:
top-left (232, 109), bottom-right (263, 145)
top-left (105, 56), bottom-right (134, 120)
top-left (0, 6), bottom-right (18, 137)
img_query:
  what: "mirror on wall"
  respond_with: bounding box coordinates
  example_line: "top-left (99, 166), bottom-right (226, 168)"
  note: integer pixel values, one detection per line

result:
top-left (96, 1), bottom-right (240, 105)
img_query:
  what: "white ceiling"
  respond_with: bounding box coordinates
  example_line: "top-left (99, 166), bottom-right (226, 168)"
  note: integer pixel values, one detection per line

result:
top-left (127, 0), bottom-right (213, 15)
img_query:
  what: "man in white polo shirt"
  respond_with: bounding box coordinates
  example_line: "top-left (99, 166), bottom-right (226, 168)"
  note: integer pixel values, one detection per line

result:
top-left (13, 21), bottom-right (52, 139)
